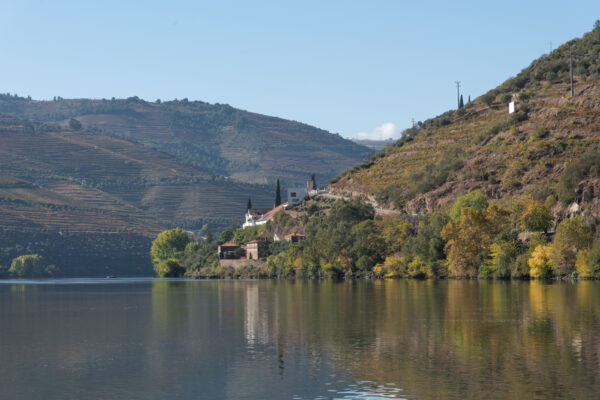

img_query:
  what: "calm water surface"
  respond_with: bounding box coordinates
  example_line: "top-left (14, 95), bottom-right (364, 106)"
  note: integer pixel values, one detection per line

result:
top-left (1, 279), bottom-right (599, 399)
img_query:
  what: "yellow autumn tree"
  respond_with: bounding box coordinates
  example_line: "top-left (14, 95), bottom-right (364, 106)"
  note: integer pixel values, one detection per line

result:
top-left (442, 203), bottom-right (509, 277)
top-left (576, 250), bottom-right (593, 278)
top-left (528, 245), bottom-right (554, 279)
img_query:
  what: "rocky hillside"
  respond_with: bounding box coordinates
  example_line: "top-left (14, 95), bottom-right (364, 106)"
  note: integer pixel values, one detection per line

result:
top-left (332, 23), bottom-right (600, 225)
top-left (0, 96), bottom-right (372, 185)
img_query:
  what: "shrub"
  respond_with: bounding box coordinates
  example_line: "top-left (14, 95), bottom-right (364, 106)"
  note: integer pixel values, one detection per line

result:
top-left (9, 254), bottom-right (46, 278)
top-left (500, 93), bottom-right (512, 103)
top-left (407, 256), bottom-right (433, 278)
top-left (481, 92), bottom-right (496, 106)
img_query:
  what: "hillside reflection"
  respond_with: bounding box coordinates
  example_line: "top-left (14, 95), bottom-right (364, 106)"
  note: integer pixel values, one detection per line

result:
top-left (1, 280), bottom-right (599, 399)
top-left (163, 280), bottom-right (600, 399)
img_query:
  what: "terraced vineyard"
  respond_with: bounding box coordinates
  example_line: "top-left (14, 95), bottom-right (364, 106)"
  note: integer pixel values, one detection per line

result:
top-left (0, 116), bottom-right (274, 275)
top-left (0, 96), bottom-right (372, 185)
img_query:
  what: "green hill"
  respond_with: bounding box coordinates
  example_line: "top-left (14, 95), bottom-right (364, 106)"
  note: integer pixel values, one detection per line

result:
top-left (0, 96), bottom-right (372, 185)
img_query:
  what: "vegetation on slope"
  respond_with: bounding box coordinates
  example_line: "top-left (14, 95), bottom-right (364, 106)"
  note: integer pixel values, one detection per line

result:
top-left (153, 190), bottom-right (600, 280)
top-left (146, 22), bottom-right (600, 281)
top-left (332, 22), bottom-right (600, 218)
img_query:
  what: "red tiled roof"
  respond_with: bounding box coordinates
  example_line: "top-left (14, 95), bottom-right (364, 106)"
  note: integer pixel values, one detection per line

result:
top-left (256, 204), bottom-right (286, 223)
top-left (220, 242), bottom-right (239, 248)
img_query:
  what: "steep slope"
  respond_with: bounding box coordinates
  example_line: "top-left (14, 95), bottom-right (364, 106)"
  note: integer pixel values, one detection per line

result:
top-left (332, 24), bottom-right (600, 222)
top-left (0, 97), bottom-right (372, 185)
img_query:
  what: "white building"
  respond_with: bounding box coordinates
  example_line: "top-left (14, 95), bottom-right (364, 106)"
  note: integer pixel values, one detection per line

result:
top-left (242, 204), bottom-right (287, 228)
top-left (286, 187), bottom-right (306, 205)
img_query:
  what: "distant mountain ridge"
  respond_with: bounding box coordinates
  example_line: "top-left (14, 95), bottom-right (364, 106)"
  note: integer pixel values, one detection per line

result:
top-left (0, 96), bottom-right (372, 185)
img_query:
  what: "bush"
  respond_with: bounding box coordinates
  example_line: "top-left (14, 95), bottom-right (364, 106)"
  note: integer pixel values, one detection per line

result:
top-left (481, 92), bottom-right (496, 106)
top-left (155, 258), bottom-right (186, 277)
top-left (500, 93), bottom-right (512, 103)
top-left (9, 254), bottom-right (46, 278)
top-left (69, 118), bottom-right (82, 131)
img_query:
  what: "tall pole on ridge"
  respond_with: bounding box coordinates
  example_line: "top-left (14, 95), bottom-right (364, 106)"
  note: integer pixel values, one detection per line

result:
top-left (455, 81), bottom-right (461, 109)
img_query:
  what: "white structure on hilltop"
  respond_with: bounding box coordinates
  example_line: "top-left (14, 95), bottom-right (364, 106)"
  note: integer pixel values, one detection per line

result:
top-left (243, 204), bottom-right (287, 228)
top-left (509, 93), bottom-right (518, 114)
top-left (286, 187), bottom-right (306, 205)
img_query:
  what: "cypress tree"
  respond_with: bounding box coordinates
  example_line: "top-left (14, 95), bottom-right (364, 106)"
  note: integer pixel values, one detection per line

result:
top-left (459, 94), bottom-right (464, 109)
top-left (311, 173), bottom-right (316, 190)
top-left (274, 179), bottom-right (282, 207)
top-left (246, 198), bottom-right (252, 211)
top-left (468, 95), bottom-right (471, 103)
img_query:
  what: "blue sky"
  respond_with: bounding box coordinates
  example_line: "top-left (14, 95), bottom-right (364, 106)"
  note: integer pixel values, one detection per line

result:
top-left (1, 1), bottom-right (598, 139)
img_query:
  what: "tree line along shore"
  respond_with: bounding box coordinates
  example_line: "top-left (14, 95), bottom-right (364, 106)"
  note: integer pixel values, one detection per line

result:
top-left (150, 189), bottom-right (600, 280)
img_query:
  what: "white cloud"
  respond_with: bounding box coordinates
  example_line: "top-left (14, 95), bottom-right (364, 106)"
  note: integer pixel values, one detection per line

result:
top-left (354, 122), bottom-right (400, 140)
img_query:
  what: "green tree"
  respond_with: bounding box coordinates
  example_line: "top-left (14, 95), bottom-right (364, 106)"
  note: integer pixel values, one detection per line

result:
top-left (218, 229), bottom-right (234, 243)
top-left (442, 204), bottom-right (509, 277)
top-left (150, 228), bottom-right (190, 276)
top-left (246, 197), bottom-right (252, 211)
top-left (449, 190), bottom-right (488, 220)
top-left (274, 179), bottom-right (282, 207)
top-left (582, 238), bottom-right (600, 278)
top-left (69, 118), bottom-right (82, 131)
top-left (9, 254), bottom-right (46, 278)
top-left (458, 94), bottom-right (464, 109)
top-left (551, 216), bottom-right (593, 276)
top-left (520, 200), bottom-right (553, 232)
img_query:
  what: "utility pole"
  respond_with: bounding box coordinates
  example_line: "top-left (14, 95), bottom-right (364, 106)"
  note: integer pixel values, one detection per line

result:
top-left (455, 81), bottom-right (461, 109)
top-left (549, 41), bottom-right (553, 53)
top-left (570, 53), bottom-right (574, 97)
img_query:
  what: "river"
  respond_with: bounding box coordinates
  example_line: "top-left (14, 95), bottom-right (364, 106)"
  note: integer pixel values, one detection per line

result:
top-left (1, 279), bottom-right (598, 399)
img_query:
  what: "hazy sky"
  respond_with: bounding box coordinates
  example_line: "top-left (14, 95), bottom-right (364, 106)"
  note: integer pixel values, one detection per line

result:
top-left (1, 1), bottom-right (599, 139)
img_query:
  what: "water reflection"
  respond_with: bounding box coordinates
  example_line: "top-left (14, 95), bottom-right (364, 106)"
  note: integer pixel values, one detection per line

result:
top-left (0, 279), bottom-right (599, 399)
